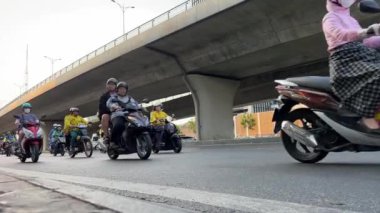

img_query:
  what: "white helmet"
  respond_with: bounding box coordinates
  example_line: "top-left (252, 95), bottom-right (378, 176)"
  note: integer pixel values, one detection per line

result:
top-left (153, 102), bottom-right (163, 107)
top-left (69, 107), bottom-right (79, 112)
top-left (53, 123), bottom-right (62, 128)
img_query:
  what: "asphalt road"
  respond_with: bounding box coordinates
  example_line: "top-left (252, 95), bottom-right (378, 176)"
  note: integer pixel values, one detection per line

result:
top-left (0, 143), bottom-right (379, 212)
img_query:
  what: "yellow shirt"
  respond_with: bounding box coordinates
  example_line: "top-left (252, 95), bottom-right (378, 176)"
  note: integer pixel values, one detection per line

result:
top-left (150, 111), bottom-right (168, 126)
top-left (64, 114), bottom-right (87, 134)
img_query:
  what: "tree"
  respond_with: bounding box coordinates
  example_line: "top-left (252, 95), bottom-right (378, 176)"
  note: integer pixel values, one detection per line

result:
top-left (187, 119), bottom-right (197, 134)
top-left (240, 113), bottom-right (256, 137)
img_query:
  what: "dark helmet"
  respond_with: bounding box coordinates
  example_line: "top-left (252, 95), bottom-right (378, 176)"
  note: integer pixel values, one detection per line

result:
top-left (106, 78), bottom-right (118, 85)
top-left (117, 81), bottom-right (128, 90)
top-left (21, 102), bottom-right (32, 109)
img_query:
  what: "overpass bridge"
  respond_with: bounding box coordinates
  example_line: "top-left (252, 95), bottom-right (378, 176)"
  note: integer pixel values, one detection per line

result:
top-left (1, 0), bottom-right (379, 141)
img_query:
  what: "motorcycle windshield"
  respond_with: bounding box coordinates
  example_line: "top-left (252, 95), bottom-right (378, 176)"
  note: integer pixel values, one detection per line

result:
top-left (124, 99), bottom-right (141, 111)
top-left (128, 112), bottom-right (149, 127)
top-left (80, 128), bottom-right (88, 136)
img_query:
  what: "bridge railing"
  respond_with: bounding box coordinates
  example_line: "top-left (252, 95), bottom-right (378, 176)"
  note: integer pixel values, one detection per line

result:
top-left (2, 0), bottom-right (206, 110)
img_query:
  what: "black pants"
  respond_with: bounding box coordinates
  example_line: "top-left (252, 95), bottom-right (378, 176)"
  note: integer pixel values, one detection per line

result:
top-left (111, 117), bottom-right (125, 145)
top-left (153, 126), bottom-right (164, 147)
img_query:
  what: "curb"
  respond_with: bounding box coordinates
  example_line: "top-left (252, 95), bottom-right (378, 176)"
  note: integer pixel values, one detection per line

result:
top-left (182, 137), bottom-right (280, 146)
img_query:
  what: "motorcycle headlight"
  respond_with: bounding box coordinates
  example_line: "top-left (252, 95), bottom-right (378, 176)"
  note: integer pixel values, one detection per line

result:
top-left (168, 123), bottom-right (176, 133)
top-left (37, 128), bottom-right (43, 138)
top-left (23, 128), bottom-right (34, 138)
top-left (143, 116), bottom-right (150, 126)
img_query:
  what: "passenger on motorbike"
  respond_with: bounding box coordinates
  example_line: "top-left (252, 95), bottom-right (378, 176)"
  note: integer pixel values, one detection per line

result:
top-left (150, 103), bottom-right (168, 148)
top-left (64, 107), bottom-right (87, 153)
top-left (106, 81), bottom-right (139, 148)
top-left (323, 0), bottom-right (380, 132)
top-left (98, 78), bottom-right (118, 145)
top-left (14, 103), bottom-right (39, 152)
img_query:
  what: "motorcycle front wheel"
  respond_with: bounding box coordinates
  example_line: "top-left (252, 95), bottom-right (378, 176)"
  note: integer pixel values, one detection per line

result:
top-left (171, 135), bottom-right (182, 153)
top-left (136, 133), bottom-right (152, 160)
top-left (83, 138), bottom-right (93, 158)
top-left (30, 144), bottom-right (40, 163)
top-left (107, 147), bottom-right (119, 160)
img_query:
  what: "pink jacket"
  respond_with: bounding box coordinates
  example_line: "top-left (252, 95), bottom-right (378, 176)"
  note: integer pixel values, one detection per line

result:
top-left (322, 0), bottom-right (380, 52)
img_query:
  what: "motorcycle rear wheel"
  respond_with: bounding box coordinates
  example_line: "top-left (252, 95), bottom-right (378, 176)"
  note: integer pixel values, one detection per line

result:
top-left (281, 108), bottom-right (328, 164)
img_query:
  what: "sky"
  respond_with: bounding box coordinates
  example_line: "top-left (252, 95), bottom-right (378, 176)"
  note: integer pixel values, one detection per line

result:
top-left (0, 0), bottom-right (186, 107)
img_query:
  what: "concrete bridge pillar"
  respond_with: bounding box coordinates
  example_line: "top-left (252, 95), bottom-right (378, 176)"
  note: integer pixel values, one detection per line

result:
top-left (186, 74), bottom-right (240, 141)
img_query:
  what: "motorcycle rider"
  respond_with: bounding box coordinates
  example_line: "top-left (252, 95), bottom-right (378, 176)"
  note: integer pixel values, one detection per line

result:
top-left (14, 103), bottom-right (39, 153)
top-left (98, 78), bottom-right (118, 145)
top-left (5, 131), bottom-right (16, 143)
top-left (106, 81), bottom-right (139, 148)
top-left (49, 124), bottom-right (64, 151)
top-left (323, 0), bottom-right (380, 132)
top-left (150, 103), bottom-right (168, 149)
top-left (64, 107), bottom-right (87, 153)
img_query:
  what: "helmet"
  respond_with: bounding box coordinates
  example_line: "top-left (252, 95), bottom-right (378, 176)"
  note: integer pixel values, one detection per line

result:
top-left (53, 123), bottom-right (61, 128)
top-left (117, 81), bottom-right (128, 90)
top-left (21, 103), bottom-right (32, 109)
top-left (106, 78), bottom-right (118, 85)
top-left (153, 102), bottom-right (163, 107)
top-left (69, 107), bottom-right (79, 112)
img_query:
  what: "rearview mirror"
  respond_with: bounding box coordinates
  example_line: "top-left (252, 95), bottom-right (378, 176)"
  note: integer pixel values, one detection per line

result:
top-left (359, 0), bottom-right (380, 13)
top-left (141, 98), bottom-right (150, 104)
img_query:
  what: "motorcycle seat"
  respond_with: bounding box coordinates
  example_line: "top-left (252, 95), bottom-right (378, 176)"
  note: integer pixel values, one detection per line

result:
top-left (286, 76), bottom-right (332, 93)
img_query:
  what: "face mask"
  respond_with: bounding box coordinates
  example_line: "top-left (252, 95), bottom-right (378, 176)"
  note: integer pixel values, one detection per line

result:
top-left (339, 0), bottom-right (356, 8)
top-left (24, 108), bottom-right (31, 113)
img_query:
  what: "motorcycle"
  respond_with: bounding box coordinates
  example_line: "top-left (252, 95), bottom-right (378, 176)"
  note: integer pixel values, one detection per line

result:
top-left (151, 116), bottom-right (182, 154)
top-left (107, 100), bottom-right (152, 160)
top-left (91, 134), bottom-right (106, 153)
top-left (69, 124), bottom-right (93, 158)
top-left (14, 121), bottom-right (43, 163)
top-left (3, 142), bottom-right (14, 157)
top-left (272, 1), bottom-right (380, 164)
top-left (53, 136), bottom-right (66, 156)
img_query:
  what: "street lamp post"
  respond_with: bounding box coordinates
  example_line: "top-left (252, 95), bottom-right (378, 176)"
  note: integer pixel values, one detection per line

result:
top-left (44, 56), bottom-right (61, 76)
top-left (110, 0), bottom-right (135, 34)
top-left (13, 83), bottom-right (23, 98)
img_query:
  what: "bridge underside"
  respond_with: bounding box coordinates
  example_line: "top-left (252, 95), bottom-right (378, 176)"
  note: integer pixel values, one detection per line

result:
top-left (1, 0), bottom-right (377, 139)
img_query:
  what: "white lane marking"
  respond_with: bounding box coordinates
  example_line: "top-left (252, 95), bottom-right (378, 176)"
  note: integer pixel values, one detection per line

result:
top-left (27, 177), bottom-right (190, 213)
top-left (0, 167), bottom-right (358, 213)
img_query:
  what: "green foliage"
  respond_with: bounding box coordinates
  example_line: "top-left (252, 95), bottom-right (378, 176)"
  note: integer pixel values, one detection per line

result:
top-left (240, 113), bottom-right (256, 130)
top-left (187, 119), bottom-right (197, 133)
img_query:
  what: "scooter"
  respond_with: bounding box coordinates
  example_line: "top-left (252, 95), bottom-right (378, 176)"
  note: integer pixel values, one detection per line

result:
top-left (92, 134), bottom-right (106, 153)
top-left (107, 100), bottom-right (152, 160)
top-left (3, 142), bottom-right (13, 157)
top-left (53, 136), bottom-right (66, 156)
top-left (272, 0), bottom-right (380, 164)
top-left (151, 116), bottom-right (182, 154)
top-left (15, 122), bottom-right (43, 163)
top-left (69, 124), bottom-right (93, 158)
